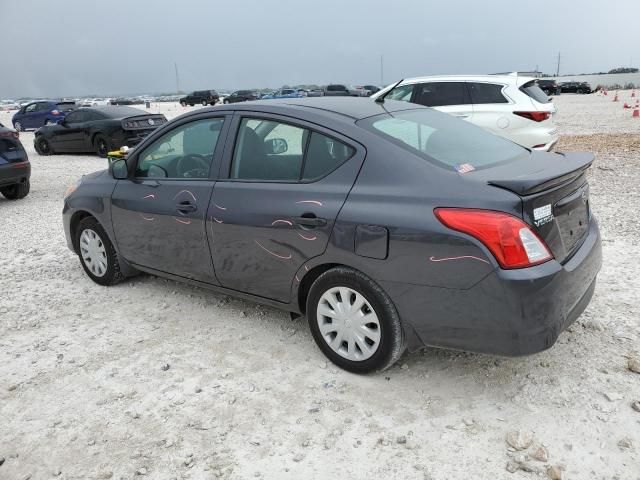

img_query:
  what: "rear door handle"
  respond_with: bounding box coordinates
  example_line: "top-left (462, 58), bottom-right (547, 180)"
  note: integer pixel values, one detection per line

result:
top-left (176, 201), bottom-right (197, 213)
top-left (294, 215), bottom-right (327, 227)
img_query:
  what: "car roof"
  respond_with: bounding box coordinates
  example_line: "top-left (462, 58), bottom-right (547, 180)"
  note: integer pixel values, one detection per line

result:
top-left (396, 74), bottom-right (536, 87)
top-left (213, 97), bottom-right (425, 120)
top-left (78, 106), bottom-right (147, 118)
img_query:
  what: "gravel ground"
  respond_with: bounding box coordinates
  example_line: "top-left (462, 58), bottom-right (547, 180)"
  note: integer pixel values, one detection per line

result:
top-left (1, 94), bottom-right (639, 480)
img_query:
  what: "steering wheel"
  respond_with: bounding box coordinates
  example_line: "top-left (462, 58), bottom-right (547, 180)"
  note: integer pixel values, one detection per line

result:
top-left (176, 153), bottom-right (209, 178)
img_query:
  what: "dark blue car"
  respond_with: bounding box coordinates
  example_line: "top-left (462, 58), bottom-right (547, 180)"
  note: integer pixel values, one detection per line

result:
top-left (12, 100), bottom-right (76, 131)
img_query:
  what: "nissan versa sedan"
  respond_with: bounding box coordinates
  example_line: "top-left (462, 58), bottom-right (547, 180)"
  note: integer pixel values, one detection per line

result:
top-left (62, 98), bottom-right (602, 373)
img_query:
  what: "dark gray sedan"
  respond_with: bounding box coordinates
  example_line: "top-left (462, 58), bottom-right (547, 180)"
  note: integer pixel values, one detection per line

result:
top-left (62, 98), bottom-right (602, 373)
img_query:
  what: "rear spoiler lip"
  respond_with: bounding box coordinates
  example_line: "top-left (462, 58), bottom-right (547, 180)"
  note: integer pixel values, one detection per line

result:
top-left (488, 152), bottom-right (595, 196)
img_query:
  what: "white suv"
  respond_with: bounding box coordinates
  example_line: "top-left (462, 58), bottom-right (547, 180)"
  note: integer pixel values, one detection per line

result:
top-left (371, 75), bottom-right (558, 151)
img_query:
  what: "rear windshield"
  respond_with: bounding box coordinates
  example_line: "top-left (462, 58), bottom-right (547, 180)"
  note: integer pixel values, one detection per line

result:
top-left (358, 108), bottom-right (527, 170)
top-left (56, 102), bottom-right (76, 111)
top-left (520, 81), bottom-right (549, 104)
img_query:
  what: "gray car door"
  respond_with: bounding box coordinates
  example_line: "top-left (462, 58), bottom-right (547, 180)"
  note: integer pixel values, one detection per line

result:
top-left (207, 113), bottom-right (365, 303)
top-left (110, 113), bottom-right (230, 283)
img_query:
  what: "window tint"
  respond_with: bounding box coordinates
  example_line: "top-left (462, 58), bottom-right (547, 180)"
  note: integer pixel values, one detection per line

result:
top-left (37, 102), bottom-right (51, 111)
top-left (327, 85), bottom-right (346, 91)
top-left (414, 82), bottom-right (468, 107)
top-left (302, 132), bottom-right (354, 181)
top-left (24, 104), bottom-right (37, 113)
top-left (65, 111), bottom-right (85, 123)
top-left (231, 118), bottom-right (354, 182)
top-left (56, 102), bottom-right (76, 112)
top-left (520, 81), bottom-right (549, 104)
top-left (386, 84), bottom-right (414, 102)
top-left (359, 109), bottom-right (527, 170)
top-left (231, 118), bottom-right (306, 181)
top-left (136, 118), bottom-right (224, 179)
top-left (468, 83), bottom-right (508, 104)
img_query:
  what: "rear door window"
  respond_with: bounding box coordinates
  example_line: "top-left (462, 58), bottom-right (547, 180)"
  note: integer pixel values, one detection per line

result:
top-left (520, 81), bottom-right (549, 104)
top-left (302, 133), bottom-right (354, 181)
top-left (468, 83), bottom-right (508, 104)
top-left (414, 82), bottom-right (469, 107)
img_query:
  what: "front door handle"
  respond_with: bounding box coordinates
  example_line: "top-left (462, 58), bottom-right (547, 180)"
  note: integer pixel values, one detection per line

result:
top-left (176, 201), bottom-right (197, 213)
top-left (294, 215), bottom-right (327, 228)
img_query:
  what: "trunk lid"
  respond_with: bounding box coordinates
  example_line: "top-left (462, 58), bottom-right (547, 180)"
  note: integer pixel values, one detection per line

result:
top-left (477, 150), bottom-right (594, 263)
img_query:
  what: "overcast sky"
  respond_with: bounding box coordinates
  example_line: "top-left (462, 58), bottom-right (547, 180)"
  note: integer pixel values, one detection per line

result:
top-left (1, 0), bottom-right (638, 98)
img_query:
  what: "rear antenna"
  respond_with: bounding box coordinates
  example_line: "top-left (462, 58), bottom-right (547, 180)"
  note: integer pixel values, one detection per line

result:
top-left (375, 79), bottom-right (403, 103)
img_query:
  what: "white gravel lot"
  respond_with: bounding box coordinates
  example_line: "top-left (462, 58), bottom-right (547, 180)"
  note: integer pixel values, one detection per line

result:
top-left (1, 94), bottom-right (639, 480)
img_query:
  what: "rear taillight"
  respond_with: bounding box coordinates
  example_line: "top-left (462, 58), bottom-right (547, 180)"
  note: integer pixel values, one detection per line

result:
top-left (0, 130), bottom-right (18, 139)
top-left (434, 208), bottom-right (553, 269)
top-left (514, 111), bottom-right (550, 122)
top-left (51, 109), bottom-right (60, 115)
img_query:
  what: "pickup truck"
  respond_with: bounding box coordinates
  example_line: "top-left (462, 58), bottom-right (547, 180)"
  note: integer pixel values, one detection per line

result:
top-left (179, 90), bottom-right (220, 106)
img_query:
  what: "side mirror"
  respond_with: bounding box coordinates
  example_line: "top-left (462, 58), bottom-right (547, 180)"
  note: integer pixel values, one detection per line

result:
top-left (265, 138), bottom-right (288, 155)
top-left (109, 158), bottom-right (129, 179)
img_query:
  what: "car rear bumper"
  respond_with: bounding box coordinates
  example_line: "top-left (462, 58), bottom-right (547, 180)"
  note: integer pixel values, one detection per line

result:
top-left (0, 161), bottom-right (31, 187)
top-left (382, 217), bottom-right (602, 356)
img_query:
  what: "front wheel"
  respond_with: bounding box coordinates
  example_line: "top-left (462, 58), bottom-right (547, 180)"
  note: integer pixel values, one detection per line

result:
top-left (13, 122), bottom-right (22, 132)
top-left (306, 267), bottom-right (406, 373)
top-left (0, 181), bottom-right (30, 200)
top-left (75, 217), bottom-right (124, 286)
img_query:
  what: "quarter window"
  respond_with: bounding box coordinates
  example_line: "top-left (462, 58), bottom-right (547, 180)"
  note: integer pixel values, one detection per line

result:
top-left (468, 83), bottom-right (508, 104)
top-left (136, 118), bottom-right (224, 179)
top-left (231, 118), bottom-right (354, 182)
top-left (414, 82), bottom-right (469, 107)
top-left (386, 84), bottom-right (415, 102)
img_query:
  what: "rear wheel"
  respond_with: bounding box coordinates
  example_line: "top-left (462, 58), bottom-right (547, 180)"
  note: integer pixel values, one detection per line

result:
top-left (0, 181), bottom-right (30, 200)
top-left (577, 88), bottom-right (583, 94)
top-left (306, 267), bottom-right (406, 373)
top-left (35, 136), bottom-right (52, 155)
top-left (13, 121), bottom-right (22, 132)
top-left (94, 134), bottom-right (111, 158)
top-left (75, 216), bottom-right (124, 286)
top-left (201, 100), bottom-right (207, 106)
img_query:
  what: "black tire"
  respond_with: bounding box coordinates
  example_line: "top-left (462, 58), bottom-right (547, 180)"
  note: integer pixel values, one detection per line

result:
top-left (94, 134), bottom-right (111, 158)
top-left (306, 267), bottom-right (406, 374)
top-left (189, 103), bottom-right (194, 107)
top-left (0, 181), bottom-right (30, 200)
top-left (13, 122), bottom-right (22, 132)
top-left (75, 216), bottom-right (124, 286)
top-left (577, 88), bottom-right (583, 94)
top-left (35, 136), bottom-right (52, 155)
top-left (180, 101), bottom-right (187, 107)
top-left (201, 100), bottom-right (207, 106)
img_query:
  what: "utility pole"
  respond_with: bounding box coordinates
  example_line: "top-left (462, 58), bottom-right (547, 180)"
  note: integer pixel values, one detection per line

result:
top-left (174, 62), bottom-right (180, 94)
top-left (556, 52), bottom-right (561, 77)
top-left (380, 55), bottom-right (384, 86)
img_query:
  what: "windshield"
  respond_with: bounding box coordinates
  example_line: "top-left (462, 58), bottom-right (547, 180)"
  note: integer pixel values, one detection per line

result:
top-left (358, 108), bottom-right (528, 170)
